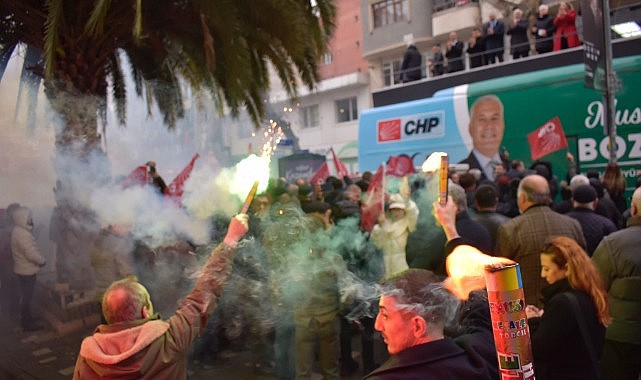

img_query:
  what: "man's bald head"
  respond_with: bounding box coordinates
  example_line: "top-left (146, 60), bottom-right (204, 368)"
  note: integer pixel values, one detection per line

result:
top-left (632, 187), bottom-right (641, 216)
top-left (102, 277), bottom-right (152, 324)
top-left (517, 174), bottom-right (551, 212)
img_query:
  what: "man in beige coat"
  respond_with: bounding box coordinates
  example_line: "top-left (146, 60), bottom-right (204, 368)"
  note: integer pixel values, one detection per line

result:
top-left (11, 206), bottom-right (46, 331)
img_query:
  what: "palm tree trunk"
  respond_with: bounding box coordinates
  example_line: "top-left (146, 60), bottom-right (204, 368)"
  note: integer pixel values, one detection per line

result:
top-left (44, 80), bottom-right (107, 291)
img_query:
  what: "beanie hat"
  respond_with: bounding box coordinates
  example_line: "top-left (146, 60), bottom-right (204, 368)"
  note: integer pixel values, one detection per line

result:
top-left (572, 184), bottom-right (597, 203)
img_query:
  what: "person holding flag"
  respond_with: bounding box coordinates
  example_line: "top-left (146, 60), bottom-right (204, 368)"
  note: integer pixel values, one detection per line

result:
top-left (370, 191), bottom-right (419, 278)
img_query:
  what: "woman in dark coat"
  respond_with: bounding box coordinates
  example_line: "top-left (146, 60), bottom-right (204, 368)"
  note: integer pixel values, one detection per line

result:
top-left (526, 237), bottom-right (610, 380)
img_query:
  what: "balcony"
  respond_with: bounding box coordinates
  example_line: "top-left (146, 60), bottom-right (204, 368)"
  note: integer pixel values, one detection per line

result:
top-left (432, 0), bottom-right (480, 37)
top-left (372, 36), bottom-right (641, 107)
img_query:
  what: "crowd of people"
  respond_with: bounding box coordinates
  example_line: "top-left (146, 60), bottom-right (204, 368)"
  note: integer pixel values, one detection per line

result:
top-left (400, 2), bottom-right (582, 81)
top-left (1, 149), bottom-right (641, 379)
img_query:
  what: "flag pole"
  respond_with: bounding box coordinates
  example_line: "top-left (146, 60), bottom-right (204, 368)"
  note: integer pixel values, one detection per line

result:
top-left (381, 162), bottom-right (387, 214)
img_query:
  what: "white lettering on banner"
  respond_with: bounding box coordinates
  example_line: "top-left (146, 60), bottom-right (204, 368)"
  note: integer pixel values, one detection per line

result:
top-left (578, 133), bottom-right (641, 161)
top-left (599, 135), bottom-right (627, 159)
top-left (629, 134), bottom-right (641, 159)
top-left (584, 100), bottom-right (641, 129)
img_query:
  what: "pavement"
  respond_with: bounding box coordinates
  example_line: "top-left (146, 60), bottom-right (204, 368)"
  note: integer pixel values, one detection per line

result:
top-left (0, 311), bottom-right (387, 380)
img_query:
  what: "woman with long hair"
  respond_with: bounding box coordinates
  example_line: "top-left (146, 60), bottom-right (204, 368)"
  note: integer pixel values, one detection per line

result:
top-left (553, 1), bottom-right (580, 51)
top-left (602, 162), bottom-right (627, 213)
top-left (526, 236), bottom-right (610, 380)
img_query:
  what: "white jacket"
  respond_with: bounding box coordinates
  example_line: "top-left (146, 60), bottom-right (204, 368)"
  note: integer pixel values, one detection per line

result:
top-left (11, 207), bottom-right (46, 276)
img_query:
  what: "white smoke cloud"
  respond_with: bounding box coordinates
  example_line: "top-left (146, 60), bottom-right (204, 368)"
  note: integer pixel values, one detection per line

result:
top-left (0, 45), bottom-right (254, 251)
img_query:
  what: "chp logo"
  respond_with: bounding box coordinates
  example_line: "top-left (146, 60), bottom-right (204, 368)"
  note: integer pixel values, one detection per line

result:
top-left (527, 116), bottom-right (568, 160)
top-left (377, 119), bottom-right (402, 142)
top-left (377, 111), bottom-right (445, 143)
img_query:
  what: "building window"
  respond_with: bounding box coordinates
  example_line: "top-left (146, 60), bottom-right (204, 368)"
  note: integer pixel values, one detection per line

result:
top-left (336, 97), bottom-right (358, 123)
top-left (301, 105), bottom-right (319, 129)
top-left (322, 52), bottom-right (333, 65)
top-left (383, 59), bottom-right (404, 86)
top-left (372, 0), bottom-right (408, 28)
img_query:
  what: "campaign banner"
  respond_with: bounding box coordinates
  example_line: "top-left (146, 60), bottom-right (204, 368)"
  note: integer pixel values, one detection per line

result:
top-left (581, 0), bottom-right (606, 90)
top-left (358, 86), bottom-right (472, 173)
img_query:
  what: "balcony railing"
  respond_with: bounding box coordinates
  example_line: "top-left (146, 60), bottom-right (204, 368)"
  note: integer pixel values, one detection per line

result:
top-left (393, 31), bottom-right (578, 84)
top-left (433, 0), bottom-right (479, 13)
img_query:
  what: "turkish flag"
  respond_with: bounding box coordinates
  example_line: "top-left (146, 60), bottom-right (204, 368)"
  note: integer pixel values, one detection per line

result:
top-left (386, 154), bottom-right (416, 177)
top-left (310, 161), bottom-right (331, 185)
top-left (527, 117), bottom-right (568, 161)
top-left (120, 165), bottom-right (149, 189)
top-left (331, 148), bottom-right (350, 178)
top-left (361, 164), bottom-right (385, 233)
top-left (166, 153), bottom-right (200, 200)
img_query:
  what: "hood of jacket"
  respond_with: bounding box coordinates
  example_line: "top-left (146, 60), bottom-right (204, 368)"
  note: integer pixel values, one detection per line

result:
top-left (79, 319), bottom-right (169, 365)
top-left (12, 207), bottom-right (32, 231)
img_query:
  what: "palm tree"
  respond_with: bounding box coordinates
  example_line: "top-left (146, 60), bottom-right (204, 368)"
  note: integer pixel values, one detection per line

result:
top-left (0, 0), bottom-right (336, 289)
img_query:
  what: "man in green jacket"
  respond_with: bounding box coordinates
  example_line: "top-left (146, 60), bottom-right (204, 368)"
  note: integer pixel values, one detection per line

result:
top-left (592, 187), bottom-right (641, 380)
top-left (73, 214), bottom-right (249, 380)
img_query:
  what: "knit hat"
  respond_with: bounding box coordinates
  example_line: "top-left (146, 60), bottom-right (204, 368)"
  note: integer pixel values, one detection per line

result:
top-left (572, 184), bottom-right (597, 203)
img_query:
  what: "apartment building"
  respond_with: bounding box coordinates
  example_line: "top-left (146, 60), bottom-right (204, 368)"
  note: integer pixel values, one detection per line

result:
top-left (226, 0), bottom-right (370, 174)
top-left (223, 0), bottom-right (640, 175)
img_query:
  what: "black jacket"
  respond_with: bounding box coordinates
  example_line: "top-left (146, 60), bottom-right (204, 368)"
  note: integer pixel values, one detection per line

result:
top-left (401, 45), bottom-right (422, 82)
top-left (364, 291), bottom-right (498, 380)
top-left (533, 15), bottom-right (555, 53)
top-left (528, 279), bottom-right (605, 380)
top-left (507, 19), bottom-right (530, 54)
top-left (446, 41), bottom-right (465, 73)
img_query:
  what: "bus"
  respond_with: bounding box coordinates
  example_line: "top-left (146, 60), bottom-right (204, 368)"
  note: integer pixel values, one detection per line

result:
top-left (358, 53), bottom-right (641, 192)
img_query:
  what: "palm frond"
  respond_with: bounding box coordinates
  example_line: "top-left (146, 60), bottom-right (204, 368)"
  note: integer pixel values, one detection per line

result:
top-left (85, 0), bottom-right (112, 36)
top-left (133, 0), bottom-right (142, 43)
top-left (43, 0), bottom-right (64, 78)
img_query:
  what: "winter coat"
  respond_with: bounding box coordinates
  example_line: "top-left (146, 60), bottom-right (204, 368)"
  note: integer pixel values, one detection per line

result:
top-left (11, 207), bottom-right (46, 276)
top-left (553, 9), bottom-right (580, 50)
top-left (446, 41), bottom-right (465, 73)
top-left (507, 18), bottom-right (530, 55)
top-left (532, 14), bottom-right (556, 53)
top-left (528, 279), bottom-right (605, 380)
top-left (400, 45), bottom-right (423, 82)
top-left (73, 243), bottom-right (238, 380)
top-left (371, 199), bottom-right (419, 277)
top-left (592, 216), bottom-right (641, 345)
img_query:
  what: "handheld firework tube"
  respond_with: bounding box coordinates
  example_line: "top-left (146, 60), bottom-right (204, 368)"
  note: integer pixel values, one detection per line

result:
top-left (485, 264), bottom-right (535, 380)
top-left (439, 154), bottom-right (448, 206)
top-left (240, 180), bottom-right (259, 214)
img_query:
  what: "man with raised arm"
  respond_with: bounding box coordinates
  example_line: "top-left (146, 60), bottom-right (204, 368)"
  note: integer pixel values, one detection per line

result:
top-left (73, 214), bottom-right (249, 380)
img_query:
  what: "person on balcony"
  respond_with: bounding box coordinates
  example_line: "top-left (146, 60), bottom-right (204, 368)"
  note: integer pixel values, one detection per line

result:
top-left (553, 2), bottom-right (581, 51)
top-left (532, 4), bottom-right (556, 54)
top-left (446, 32), bottom-right (465, 73)
top-left (400, 44), bottom-right (423, 83)
top-left (507, 8), bottom-right (530, 59)
top-left (483, 12), bottom-right (505, 64)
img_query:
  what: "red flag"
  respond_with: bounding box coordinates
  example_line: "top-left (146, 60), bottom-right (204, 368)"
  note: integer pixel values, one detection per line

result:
top-left (331, 148), bottom-right (350, 178)
top-left (527, 117), bottom-right (568, 160)
top-left (310, 161), bottom-right (330, 186)
top-left (361, 164), bottom-right (385, 233)
top-left (386, 154), bottom-right (416, 177)
top-left (120, 165), bottom-right (149, 189)
top-left (166, 153), bottom-right (200, 200)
